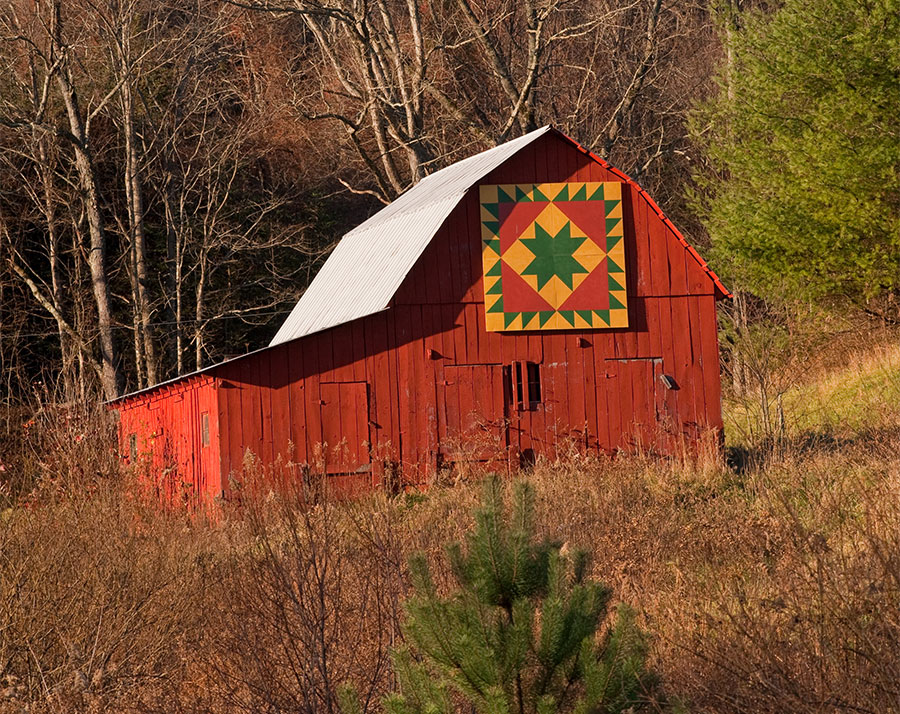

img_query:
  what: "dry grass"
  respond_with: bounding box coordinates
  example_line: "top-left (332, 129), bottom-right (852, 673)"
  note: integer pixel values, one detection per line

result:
top-left (2, 329), bottom-right (900, 713)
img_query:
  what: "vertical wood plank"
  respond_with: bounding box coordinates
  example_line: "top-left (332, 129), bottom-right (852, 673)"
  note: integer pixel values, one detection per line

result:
top-left (244, 361), bottom-right (263, 464)
top-left (395, 307), bottom-right (417, 479)
top-left (286, 340), bottom-right (309, 465)
top-left (667, 224), bottom-right (689, 296)
top-left (259, 353), bottom-right (275, 468)
top-left (604, 359), bottom-right (622, 451)
top-left (687, 295), bottom-right (709, 431)
top-left (370, 320), bottom-right (389, 467)
top-left (463, 303), bottom-right (480, 364)
top-left (566, 334), bottom-right (587, 442)
top-left (631, 361), bottom-right (653, 450)
top-left (355, 381), bottom-right (371, 468)
top-left (350, 322), bottom-right (366, 382)
top-left (464, 191), bottom-right (483, 305)
top-left (453, 305), bottom-right (468, 364)
top-left (622, 362), bottom-right (640, 450)
top-left (548, 332), bottom-right (570, 444)
top-left (304, 337), bottom-right (323, 465)
top-left (332, 324), bottom-right (354, 382)
top-left (446, 204), bottom-right (465, 301)
top-left (385, 312), bottom-right (402, 464)
top-left (318, 330), bottom-right (335, 384)
top-left (435, 224), bottom-right (455, 302)
top-left (669, 296), bottom-right (696, 437)
top-left (319, 383), bottom-right (340, 471)
top-left (653, 296), bottom-right (679, 446)
top-left (698, 295), bottom-right (725, 431)
top-left (646, 197), bottom-right (671, 297)
top-left (593, 348), bottom-right (611, 452)
top-left (421, 304), bottom-right (439, 478)
top-left (423, 236), bottom-right (443, 304)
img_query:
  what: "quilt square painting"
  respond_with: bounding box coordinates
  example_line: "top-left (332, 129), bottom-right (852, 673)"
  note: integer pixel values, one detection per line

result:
top-left (480, 182), bottom-right (628, 331)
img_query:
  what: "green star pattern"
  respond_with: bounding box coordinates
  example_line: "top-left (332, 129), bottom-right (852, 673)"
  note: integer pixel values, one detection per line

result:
top-left (520, 222), bottom-right (588, 291)
top-left (479, 181), bottom-right (629, 331)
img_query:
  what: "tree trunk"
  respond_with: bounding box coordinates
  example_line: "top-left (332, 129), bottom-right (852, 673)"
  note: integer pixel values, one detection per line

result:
top-left (126, 236), bottom-right (146, 389)
top-left (163, 170), bottom-right (184, 376)
top-left (194, 251), bottom-right (207, 371)
top-left (602, 0), bottom-right (663, 157)
top-left (119, 20), bottom-right (158, 385)
top-left (35, 132), bottom-right (77, 401)
top-left (51, 0), bottom-right (121, 399)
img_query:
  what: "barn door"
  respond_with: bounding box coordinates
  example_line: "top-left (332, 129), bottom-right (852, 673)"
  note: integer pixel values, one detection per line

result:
top-left (603, 358), bottom-right (665, 451)
top-left (319, 382), bottom-right (370, 474)
top-left (438, 364), bottom-right (508, 463)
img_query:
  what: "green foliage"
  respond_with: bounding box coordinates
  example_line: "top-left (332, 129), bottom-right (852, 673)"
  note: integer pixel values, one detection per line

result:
top-left (691, 0), bottom-right (900, 300)
top-left (379, 478), bottom-right (655, 714)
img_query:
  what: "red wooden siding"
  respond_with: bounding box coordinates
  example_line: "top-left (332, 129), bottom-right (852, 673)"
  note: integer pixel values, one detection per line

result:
top-left (114, 130), bottom-right (725, 501)
top-left (116, 375), bottom-right (221, 508)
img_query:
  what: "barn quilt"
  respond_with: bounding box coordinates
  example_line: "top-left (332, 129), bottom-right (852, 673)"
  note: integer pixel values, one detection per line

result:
top-left (480, 182), bottom-right (628, 331)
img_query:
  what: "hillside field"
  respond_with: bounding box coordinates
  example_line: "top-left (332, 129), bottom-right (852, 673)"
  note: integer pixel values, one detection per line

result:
top-left (1, 328), bottom-right (899, 714)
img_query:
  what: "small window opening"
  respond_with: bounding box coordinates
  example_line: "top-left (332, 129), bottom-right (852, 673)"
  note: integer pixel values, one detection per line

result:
top-left (200, 412), bottom-right (210, 447)
top-left (514, 362), bottom-right (525, 406)
top-left (526, 362), bottom-right (542, 404)
top-left (509, 361), bottom-right (542, 411)
top-left (129, 433), bottom-right (137, 461)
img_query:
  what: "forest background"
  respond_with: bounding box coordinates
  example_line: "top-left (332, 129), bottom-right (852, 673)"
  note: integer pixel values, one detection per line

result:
top-left (1, 0), bottom-right (896, 404)
top-left (0, 0), bottom-right (764, 403)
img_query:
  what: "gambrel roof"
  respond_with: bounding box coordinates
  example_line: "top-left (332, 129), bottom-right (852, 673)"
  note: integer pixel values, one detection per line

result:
top-left (270, 127), bottom-right (555, 346)
top-left (271, 126), bottom-right (728, 346)
top-left (112, 126), bottom-right (728, 404)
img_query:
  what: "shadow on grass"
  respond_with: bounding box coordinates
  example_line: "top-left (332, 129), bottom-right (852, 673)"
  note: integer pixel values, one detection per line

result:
top-left (726, 423), bottom-right (900, 474)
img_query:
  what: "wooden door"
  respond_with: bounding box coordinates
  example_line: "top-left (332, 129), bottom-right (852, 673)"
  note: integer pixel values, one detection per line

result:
top-left (438, 364), bottom-right (508, 463)
top-left (602, 357), bottom-right (665, 451)
top-left (319, 382), bottom-right (371, 473)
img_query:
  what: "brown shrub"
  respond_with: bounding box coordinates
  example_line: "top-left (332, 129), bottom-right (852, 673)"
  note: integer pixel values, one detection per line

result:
top-left (0, 473), bottom-right (218, 713)
top-left (203, 477), bottom-right (404, 714)
top-left (3, 351), bottom-right (900, 713)
top-left (669, 444), bottom-right (900, 713)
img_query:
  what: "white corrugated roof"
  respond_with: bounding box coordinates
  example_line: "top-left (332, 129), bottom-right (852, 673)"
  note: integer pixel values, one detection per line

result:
top-left (269, 126), bottom-right (552, 346)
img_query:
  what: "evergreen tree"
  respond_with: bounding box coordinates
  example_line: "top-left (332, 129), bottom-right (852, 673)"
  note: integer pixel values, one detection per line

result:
top-left (691, 0), bottom-right (900, 304)
top-left (353, 479), bottom-right (655, 714)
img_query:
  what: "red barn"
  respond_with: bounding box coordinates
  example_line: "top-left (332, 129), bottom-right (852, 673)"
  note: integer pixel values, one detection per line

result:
top-left (112, 127), bottom-right (729, 505)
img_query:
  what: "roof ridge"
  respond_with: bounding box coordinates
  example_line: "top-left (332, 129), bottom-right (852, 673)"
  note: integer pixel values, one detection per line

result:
top-left (549, 128), bottom-right (730, 299)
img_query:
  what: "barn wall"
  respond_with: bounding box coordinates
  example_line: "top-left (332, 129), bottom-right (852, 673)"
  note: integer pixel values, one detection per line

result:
top-left (211, 132), bottom-right (723, 489)
top-left (215, 317), bottom-right (389, 494)
top-left (389, 132), bottom-right (722, 467)
top-left (117, 375), bottom-right (221, 507)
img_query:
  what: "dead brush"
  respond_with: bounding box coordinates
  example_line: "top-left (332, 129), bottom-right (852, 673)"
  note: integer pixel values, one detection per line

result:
top-left (2, 322), bottom-right (899, 714)
top-left (203, 464), bottom-right (404, 714)
top-left (672, 448), bottom-right (900, 713)
top-left (6, 393), bottom-right (120, 506)
top-left (0, 411), bottom-right (219, 714)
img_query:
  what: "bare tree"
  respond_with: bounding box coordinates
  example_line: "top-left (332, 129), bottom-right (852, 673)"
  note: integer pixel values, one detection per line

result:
top-left (104, 0), bottom-right (159, 387)
top-left (0, 0), bottom-right (123, 399)
top-left (1, 0), bottom-right (316, 395)
top-left (227, 0), bottom-right (714, 207)
top-left (0, 0), bottom-right (726, 401)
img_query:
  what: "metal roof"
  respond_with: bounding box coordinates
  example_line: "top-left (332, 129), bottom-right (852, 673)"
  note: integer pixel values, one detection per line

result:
top-left (112, 125), bottom-right (729, 405)
top-left (269, 126), bottom-right (553, 346)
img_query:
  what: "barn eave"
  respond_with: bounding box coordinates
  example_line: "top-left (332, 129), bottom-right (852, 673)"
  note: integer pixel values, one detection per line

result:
top-left (110, 125), bottom-right (729, 406)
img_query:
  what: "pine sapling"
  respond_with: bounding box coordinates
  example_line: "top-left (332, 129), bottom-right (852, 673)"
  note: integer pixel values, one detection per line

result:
top-left (362, 478), bottom-right (657, 714)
